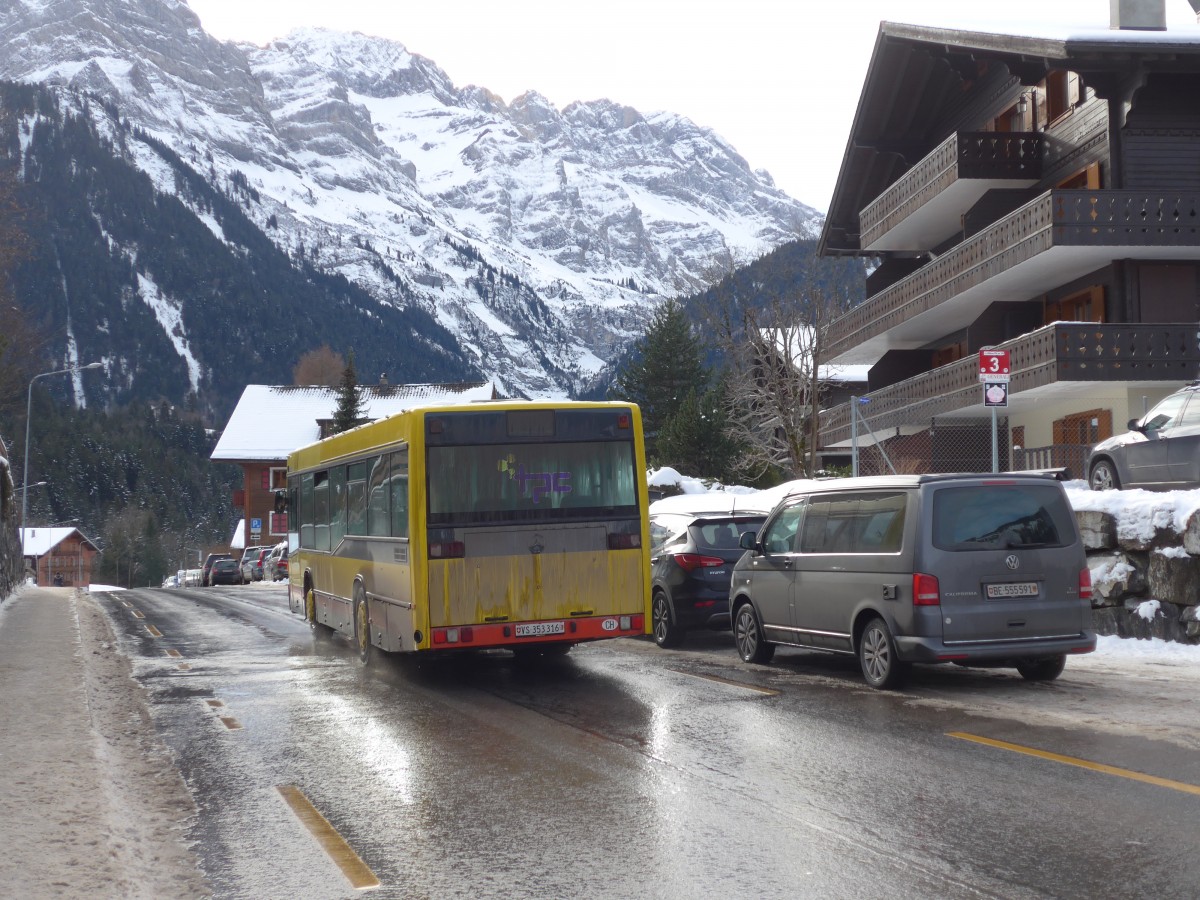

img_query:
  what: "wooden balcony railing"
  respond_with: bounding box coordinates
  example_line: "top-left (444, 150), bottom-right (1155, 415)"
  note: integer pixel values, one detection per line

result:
top-left (859, 131), bottom-right (1043, 249)
top-left (830, 190), bottom-right (1200, 362)
top-left (819, 322), bottom-right (1200, 447)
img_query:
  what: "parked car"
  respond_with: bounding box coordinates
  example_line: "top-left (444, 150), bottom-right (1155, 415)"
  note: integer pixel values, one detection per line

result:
top-left (249, 547), bottom-right (271, 581)
top-left (240, 545), bottom-right (269, 582)
top-left (729, 474), bottom-right (1096, 689)
top-left (649, 511), bottom-right (767, 648)
top-left (201, 553), bottom-right (232, 587)
top-left (264, 542), bottom-right (289, 581)
top-left (209, 558), bottom-right (244, 586)
top-left (1087, 382), bottom-right (1200, 491)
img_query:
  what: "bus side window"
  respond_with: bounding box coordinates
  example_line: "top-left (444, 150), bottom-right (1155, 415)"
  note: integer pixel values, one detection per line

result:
top-left (367, 455), bottom-right (390, 536)
top-left (314, 471), bottom-right (330, 551)
top-left (329, 466), bottom-right (347, 547)
top-left (346, 461), bottom-right (369, 536)
top-left (300, 473), bottom-right (314, 549)
top-left (390, 450), bottom-right (408, 538)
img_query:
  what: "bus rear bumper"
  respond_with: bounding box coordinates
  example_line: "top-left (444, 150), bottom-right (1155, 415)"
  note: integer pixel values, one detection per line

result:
top-left (431, 614), bottom-right (646, 649)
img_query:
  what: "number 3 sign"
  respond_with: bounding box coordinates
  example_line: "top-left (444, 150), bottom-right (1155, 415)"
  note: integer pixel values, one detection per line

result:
top-left (978, 348), bottom-right (1011, 382)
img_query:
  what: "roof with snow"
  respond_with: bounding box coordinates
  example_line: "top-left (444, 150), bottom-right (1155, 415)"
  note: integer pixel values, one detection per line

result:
top-left (20, 527), bottom-right (99, 556)
top-left (211, 382), bottom-right (498, 462)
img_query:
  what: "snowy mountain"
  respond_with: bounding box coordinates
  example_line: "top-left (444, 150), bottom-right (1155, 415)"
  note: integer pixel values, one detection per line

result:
top-left (0, 0), bottom-right (822, 400)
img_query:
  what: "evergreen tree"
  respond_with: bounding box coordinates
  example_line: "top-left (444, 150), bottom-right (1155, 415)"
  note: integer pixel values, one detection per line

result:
top-left (609, 299), bottom-right (708, 458)
top-left (332, 350), bottom-right (363, 434)
top-left (656, 386), bottom-right (743, 482)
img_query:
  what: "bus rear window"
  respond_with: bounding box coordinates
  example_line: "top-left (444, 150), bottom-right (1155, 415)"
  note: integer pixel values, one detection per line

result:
top-left (427, 442), bottom-right (637, 525)
top-left (932, 484), bottom-right (1074, 550)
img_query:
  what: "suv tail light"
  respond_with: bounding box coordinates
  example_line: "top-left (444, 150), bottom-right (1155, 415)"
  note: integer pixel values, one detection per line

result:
top-left (673, 553), bottom-right (724, 572)
top-left (607, 533), bottom-right (641, 550)
top-left (429, 540), bottom-right (465, 559)
top-left (1079, 567), bottom-right (1093, 602)
top-left (912, 572), bottom-right (940, 606)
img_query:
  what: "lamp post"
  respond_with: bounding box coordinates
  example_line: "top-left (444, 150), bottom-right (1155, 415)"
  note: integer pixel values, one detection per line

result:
top-left (21, 363), bottom-right (103, 540)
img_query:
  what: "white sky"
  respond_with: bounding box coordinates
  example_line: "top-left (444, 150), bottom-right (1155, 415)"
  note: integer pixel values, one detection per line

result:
top-left (184, 1), bottom-right (1200, 213)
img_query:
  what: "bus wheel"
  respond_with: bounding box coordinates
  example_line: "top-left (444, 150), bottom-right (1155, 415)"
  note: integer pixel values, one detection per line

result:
top-left (354, 587), bottom-right (372, 666)
top-left (305, 588), bottom-right (321, 632)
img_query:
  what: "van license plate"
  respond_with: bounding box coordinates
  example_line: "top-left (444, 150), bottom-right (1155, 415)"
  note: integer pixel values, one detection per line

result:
top-left (516, 621), bottom-right (565, 637)
top-left (985, 582), bottom-right (1038, 599)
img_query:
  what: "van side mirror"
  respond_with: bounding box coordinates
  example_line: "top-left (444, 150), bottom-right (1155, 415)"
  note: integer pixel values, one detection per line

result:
top-left (739, 531), bottom-right (758, 551)
top-left (1127, 418), bottom-right (1142, 432)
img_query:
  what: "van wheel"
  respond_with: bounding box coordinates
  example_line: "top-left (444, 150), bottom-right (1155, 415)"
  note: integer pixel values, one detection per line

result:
top-left (354, 587), bottom-right (373, 666)
top-left (1017, 655), bottom-right (1066, 682)
top-left (859, 617), bottom-right (908, 689)
top-left (733, 603), bottom-right (774, 664)
top-left (652, 592), bottom-right (683, 648)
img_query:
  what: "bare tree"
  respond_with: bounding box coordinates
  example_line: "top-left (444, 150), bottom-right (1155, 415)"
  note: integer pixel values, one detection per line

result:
top-left (716, 290), bottom-right (848, 481)
top-left (292, 345), bottom-right (345, 386)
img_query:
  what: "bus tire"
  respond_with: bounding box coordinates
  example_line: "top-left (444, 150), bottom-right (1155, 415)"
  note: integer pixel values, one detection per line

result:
top-left (354, 587), bottom-right (373, 666)
top-left (306, 587), bottom-right (328, 637)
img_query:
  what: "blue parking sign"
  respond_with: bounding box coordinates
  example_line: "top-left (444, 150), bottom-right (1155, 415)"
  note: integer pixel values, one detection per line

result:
top-left (251, 518), bottom-right (262, 531)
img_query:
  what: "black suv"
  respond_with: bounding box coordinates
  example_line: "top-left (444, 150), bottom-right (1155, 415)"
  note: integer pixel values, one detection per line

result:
top-left (1088, 382), bottom-right (1200, 491)
top-left (201, 553), bottom-right (231, 587)
top-left (649, 511), bottom-right (767, 648)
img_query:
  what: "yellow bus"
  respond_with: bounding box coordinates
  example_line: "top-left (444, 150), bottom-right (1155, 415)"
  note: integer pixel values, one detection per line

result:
top-left (286, 400), bottom-right (650, 662)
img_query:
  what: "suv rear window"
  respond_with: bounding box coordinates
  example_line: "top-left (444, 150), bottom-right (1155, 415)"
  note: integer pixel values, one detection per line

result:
top-left (692, 517), bottom-right (765, 551)
top-left (932, 484), bottom-right (1074, 550)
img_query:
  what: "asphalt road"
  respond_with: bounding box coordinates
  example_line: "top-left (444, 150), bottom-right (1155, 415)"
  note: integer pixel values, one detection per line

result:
top-left (99, 584), bottom-right (1200, 899)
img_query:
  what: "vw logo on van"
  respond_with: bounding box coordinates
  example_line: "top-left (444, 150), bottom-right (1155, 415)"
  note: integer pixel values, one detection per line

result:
top-left (1005, 554), bottom-right (1020, 570)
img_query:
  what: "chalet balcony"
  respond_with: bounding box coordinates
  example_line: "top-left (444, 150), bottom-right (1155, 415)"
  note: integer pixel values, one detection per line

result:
top-left (819, 322), bottom-right (1200, 449)
top-left (859, 131), bottom-right (1043, 253)
top-left (828, 189), bottom-right (1200, 365)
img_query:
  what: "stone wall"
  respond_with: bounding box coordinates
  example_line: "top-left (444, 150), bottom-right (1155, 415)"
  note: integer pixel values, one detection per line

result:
top-left (1078, 508), bottom-right (1200, 644)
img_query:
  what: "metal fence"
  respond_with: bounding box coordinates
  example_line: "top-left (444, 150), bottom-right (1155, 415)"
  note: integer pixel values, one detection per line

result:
top-left (843, 397), bottom-right (1017, 478)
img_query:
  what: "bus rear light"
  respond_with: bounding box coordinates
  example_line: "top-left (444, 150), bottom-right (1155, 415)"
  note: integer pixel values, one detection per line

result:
top-left (1079, 568), bottom-right (1093, 602)
top-left (607, 533), bottom-right (641, 550)
top-left (429, 540), bottom-right (465, 559)
top-left (631, 615), bottom-right (644, 631)
top-left (913, 572), bottom-right (941, 606)
top-left (460, 627), bottom-right (474, 643)
top-left (619, 616), bottom-right (631, 630)
top-left (674, 553), bottom-right (724, 572)
top-left (432, 630), bottom-right (447, 645)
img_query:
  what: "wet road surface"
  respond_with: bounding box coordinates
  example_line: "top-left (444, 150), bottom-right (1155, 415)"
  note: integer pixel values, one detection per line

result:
top-left (99, 586), bottom-right (1200, 899)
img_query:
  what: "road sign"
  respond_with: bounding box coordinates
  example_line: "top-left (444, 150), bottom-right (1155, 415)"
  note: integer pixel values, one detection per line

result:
top-left (979, 348), bottom-right (1011, 382)
top-left (983, 381), bottom-right (1009, 408)
top-left (250, 518), bottom-right (262, 531)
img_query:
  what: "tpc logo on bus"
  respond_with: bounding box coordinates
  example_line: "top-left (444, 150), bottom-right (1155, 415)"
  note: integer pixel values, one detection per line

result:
top-left (497, 454), bottom-right (573, 504)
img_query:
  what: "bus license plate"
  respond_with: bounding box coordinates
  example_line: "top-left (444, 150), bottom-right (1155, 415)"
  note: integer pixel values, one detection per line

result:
top-left (516, 621), bottom-right (565, 637)
top-left (985, 582), bottom-right (1038, 599)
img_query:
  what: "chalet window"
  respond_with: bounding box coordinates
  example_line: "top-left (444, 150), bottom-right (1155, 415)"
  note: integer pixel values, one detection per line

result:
top-left (1057, 162), bottom-right (1101, 190)
top-left (932, 340), bottom-right (967, 368)
top-left (1045, 286), bottom-right (1105, 325)
top-left (1046, 71), bottom-right (1072, 122)
top-left (1053, 409), bottom-right (1113, 446)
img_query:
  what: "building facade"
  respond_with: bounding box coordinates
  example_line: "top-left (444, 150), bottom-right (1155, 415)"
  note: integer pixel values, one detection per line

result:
top-left (20, 527), bottom-right (99, 587)
top-left (817, 5), bottom-right (1200, 477)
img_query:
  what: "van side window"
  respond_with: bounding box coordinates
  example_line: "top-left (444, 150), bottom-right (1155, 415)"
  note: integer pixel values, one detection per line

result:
top-left (799, 492), bottom-right (907, 554)
top-left (761, 502), bottom-right (804, 553)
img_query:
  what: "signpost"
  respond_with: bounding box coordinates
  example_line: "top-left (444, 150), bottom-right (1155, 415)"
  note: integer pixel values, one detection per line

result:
top-left (979, 349), bottom-right (1012, 473)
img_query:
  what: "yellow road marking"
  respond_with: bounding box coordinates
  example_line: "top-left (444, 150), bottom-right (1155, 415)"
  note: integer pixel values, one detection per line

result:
top-left (164, 649), bottom-right (182, 658)
top-left (668, 668), bottom-right (780, 696)
top-left (219, 716), bottom-right (242, 730)
top-left (177, 663), bottom-right (191, 671)
top-left (144, 624), bottom-right (162, 637)
top-left (277, 785), bottom-right (381, 890)
top-left (206, 699), bottom-right (225, 708)
top-left (131, 610), bottom-right (145, 619)
top-left (948, 732), bottom-right (1200, 797)
top-left (122, 600), bottom-right (133, 608)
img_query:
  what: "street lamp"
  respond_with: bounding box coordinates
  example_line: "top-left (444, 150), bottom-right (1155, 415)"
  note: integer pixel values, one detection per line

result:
top-left (21, 363), bottom-right (104, 539)
top-left (14, 481), bottom-right (47, 495)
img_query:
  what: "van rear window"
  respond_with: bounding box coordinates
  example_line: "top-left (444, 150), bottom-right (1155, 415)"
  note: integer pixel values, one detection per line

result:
top-left (932, 484), bottom-right (1074, 550)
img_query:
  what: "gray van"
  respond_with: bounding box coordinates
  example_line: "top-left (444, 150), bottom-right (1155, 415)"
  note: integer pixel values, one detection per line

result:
top-left (730, 474), bottom-right (1096, 689)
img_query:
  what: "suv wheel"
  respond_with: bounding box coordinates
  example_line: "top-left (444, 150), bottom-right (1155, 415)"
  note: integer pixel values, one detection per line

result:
top-left (1089, 459), bottom-right (1120, 491)
top-left (733, 602), bottom-right (774, 664)
top-left (1016, 654), bottom-right (1066, 682)
top-left (652, 592), bottom-right (684, 648)
top-left (858, 617), bottom-right (908, 690)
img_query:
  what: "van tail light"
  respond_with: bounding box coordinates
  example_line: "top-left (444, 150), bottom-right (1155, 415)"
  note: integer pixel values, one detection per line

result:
top-left (1079, 568), bottom-right (1093, 602)
top-left (912, 572), bottom-right (940, 606)
top-left (674, 553), bottom-right (724, 572)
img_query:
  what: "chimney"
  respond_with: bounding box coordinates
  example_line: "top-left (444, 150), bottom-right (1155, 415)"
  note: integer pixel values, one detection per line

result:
top-left (1110, 0), bottom-right (1167, 29)
top-left (379, 372), bottom-right (388, 385)
top-left (1190, 0), bottom-right (1200, 22)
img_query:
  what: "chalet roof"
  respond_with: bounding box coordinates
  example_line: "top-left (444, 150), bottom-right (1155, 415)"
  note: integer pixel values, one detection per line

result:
top-left (20, 527), bottom-right (99, 557)
top-left (819, 20), bottom-right (1200, 256)
top-left (211, 382), bottom-right (498, 462)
